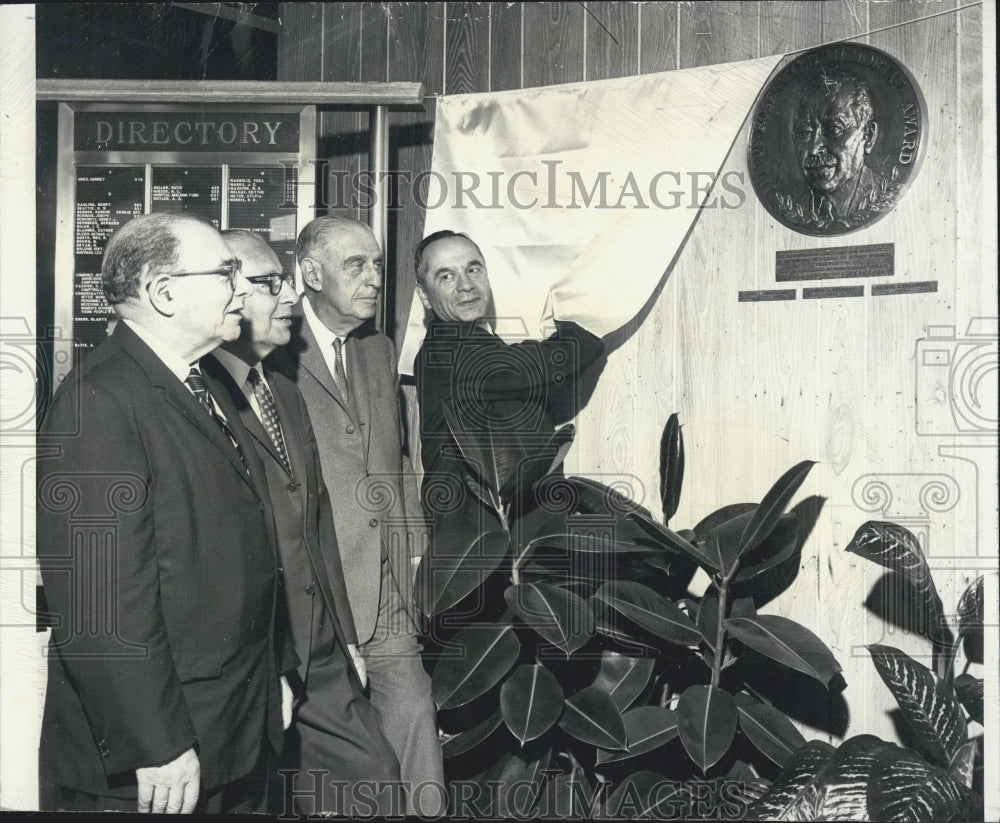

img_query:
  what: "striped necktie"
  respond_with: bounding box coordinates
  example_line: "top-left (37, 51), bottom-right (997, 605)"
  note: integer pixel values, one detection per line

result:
top-left (185, 367), bottom-right (248, 472)
top-left (247, 367), bottom-right (291, 475)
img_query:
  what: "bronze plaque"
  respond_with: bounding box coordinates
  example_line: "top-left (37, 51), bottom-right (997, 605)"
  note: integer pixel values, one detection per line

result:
top-left (748, 44), bottom-right (925, 236)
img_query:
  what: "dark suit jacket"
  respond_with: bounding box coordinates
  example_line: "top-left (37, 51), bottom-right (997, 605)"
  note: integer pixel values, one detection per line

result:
top-left (266, 301), bottom-right (426, 642)
top-left (414, 317), bottom-right (604, 547)
top-left (36, 322), bottom-right (282, 797)
top-left (203, 353), bottom-right (361, 682)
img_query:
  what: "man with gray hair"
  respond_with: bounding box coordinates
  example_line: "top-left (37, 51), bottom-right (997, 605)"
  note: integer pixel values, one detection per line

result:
top-left (37, 213), bottom-right (283, 813)
top-left (267, 215), bottom-right (443, 815)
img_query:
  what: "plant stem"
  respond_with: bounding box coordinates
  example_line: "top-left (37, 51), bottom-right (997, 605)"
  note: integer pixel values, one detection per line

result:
top-left (712, 576), bottom-right (729, 687)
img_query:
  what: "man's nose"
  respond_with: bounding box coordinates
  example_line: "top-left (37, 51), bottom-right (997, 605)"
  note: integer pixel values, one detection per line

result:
top-left (364, 261), bottom-right (383, 288)
top-left (456, 271), bottom-right (475, 291)
top-left (806, 127), bottom-right (825, 153)
top-left (278, 278), bottom-right (297, 304)
top-left (232, 270), bottom-right (253, 299)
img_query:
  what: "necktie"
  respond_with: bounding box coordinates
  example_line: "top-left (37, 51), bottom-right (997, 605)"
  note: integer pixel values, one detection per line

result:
top-left (332, 337), bottom-right (350, 407)
top-left (185, 367), bottom-right (248, 472)
top-left (247, 367), bottom-right (292, 475)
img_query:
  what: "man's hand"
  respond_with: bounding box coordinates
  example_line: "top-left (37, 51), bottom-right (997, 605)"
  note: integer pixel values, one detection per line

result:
top-left (280, 675), bottom-right (294, 730)
top-left (136, 747), bottom-right (199, 813)
top-left (347, 643), bottom-right (368, 688)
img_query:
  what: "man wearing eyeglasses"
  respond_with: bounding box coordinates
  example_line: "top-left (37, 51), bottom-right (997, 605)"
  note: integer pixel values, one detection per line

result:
top-left (203, 230), bottom-right (400, 815)
top-left (37, 213), bottom-right (284, 813)
top-left (267, 216), bottom-right (444, 816)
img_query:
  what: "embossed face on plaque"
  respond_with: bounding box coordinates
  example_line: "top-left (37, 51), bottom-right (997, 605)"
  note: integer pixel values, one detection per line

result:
top-left (749, 44), bottom-right (925, 236)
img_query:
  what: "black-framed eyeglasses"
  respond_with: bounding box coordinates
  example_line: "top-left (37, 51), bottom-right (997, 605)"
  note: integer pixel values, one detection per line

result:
top-left (166, 258), bottom-right (243, 290)
top-left (246, 272), bottom-right (295, 296)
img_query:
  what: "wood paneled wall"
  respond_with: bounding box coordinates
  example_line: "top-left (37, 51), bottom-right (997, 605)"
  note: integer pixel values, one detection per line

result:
top-left (277, 1), bottom-right (992, 747)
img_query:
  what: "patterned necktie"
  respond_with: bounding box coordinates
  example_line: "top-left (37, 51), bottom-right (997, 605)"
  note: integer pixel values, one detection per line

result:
top-left (247, 367), bottom-right (292, 475)
top-left (332, 337), bottom-right (351, 407)
top-left (185, 367), bottom-right (248, 472)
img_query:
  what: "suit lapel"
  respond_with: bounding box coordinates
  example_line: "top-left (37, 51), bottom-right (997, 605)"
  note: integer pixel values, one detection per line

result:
top-left (111, 325), bottom-right (256, 490)
top-left (204, 355), bottom-right (288, 476)
top-left (293, 302), bottom-right (355, 420)
top-left (346, 334), bottom-right (373, 465)
top-left (267, 374), bottom-right (306, 481)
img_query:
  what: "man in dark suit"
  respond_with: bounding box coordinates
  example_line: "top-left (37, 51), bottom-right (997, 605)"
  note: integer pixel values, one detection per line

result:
top-left (412, 230), bottom-right (605, 551)
top-left (267, 216), bottom-right (443, 816)
top-left (204, 230), bottom-right (400, 815)
top-left (36, 213), bottom-right (282, 813)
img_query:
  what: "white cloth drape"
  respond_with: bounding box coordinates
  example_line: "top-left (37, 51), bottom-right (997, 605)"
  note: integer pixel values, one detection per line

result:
top-left (399, 56), bottom-right (784, 374)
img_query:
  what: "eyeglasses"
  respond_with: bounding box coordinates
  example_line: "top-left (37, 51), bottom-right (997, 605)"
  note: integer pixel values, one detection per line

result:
top-left (166, 258), bottom-right (243, 290)
top-left (246, 272), bottom-right (295, 296)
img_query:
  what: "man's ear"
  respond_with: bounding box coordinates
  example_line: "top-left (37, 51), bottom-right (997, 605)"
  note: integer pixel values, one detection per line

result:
top-left (145, 267), bottom-right (176, 317)
top-left (863, 120), bottom-right (878, 153)
top-left (300, 258), bottom-right (322, 291)
top-left (415, 282), bottom-right (432, 311)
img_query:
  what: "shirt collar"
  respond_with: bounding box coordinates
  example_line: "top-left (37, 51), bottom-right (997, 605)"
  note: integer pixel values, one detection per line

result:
top-left (122, 318), bottom-right (192, 383)
top-left (302, 294), bottom-right (349, 348)
top-left (212, 347), bottom-right (258, 388)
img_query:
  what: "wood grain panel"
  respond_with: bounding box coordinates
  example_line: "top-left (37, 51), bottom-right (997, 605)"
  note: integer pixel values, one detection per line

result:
top-left (386, 3), bottom-right (444, 341)
top-left (678, 1), bottom-right (760, 69)
top-left (360, 2), bottom-right (389, 81)
top-left (585, 1), bottom-right (639, 81)
top-left (320, 4), bottom-right (364, 219)
top-left (955, 4), bottom-right (985, 321)
top-left (639, 1), bottom-right (679, 74)
top-left (489, 1), bottom-right (522, 91)
top-left (277, 3), bottom-right (324, 81)
top-left (445, 2), bottom-right (490, 94)
top-left (820, 0), bottom-right (870, 44)
top-left (522, 2), bottom-right (586, 87)
top-left (759, 0), bottom-right (828, 55)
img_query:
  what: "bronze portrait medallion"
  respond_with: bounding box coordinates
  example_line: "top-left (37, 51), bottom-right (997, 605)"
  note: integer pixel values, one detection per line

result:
top-left (748, 43), bottom-right (926, 236)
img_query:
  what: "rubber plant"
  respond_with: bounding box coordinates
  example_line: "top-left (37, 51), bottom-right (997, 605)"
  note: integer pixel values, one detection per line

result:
top-left (743, 523), bottom-right (984, 821)
top-left (415, 412), bottom-right (845, 818)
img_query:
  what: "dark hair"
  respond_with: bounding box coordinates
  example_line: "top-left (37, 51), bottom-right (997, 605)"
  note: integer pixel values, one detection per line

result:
top-left (795, 69), bottom-right (874, 128)
top-left (102, 213), bottom-right (203, 305)
top-left (413, 230), bottom-right (483, 284)
top-left (295, 215), bottom-right (367, 266)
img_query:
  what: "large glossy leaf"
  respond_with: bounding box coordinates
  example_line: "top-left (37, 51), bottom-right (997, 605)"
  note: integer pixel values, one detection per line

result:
top-left (868, 644), bottom-right (967, 765)
top-left (953, 673), bottom-right (983, 725)
top-left (595, 706), bottom-right (678, 764)
top-left (432, 624), bottom-right (521, 710)
top-left (496, 748), bottom-right (551, 817)
top-left (539, 771), bottom-right (596, 819)
top-left (733, 694), bottom-right (807, 767)
top-left (740, 460), bottom-right (815, 554)
top-left (440, 710), bottom-right (503, 758)
top-left (594, 581), bottom-right (702, 646)
top-left (414, 530), bottom-right (510, 616)
top-left (500, 663), bottom-right (564, 745)
top-left (845, 521), bottom-right (951, 643)
top-left (949, 740), bottom-right (977, 789)
top-left (693, 503), bottom-right (758, 541)
top-left (742, 739), bottom-right (835, 820)
top-left (626, 509), bottom-right (720, 571)
top-left (558, 685), bottom-right (627, 750)
top-left (505, 582), bottom-right (592, 654)
top-left (567, 475), bottom-right (650, 518)
top-left (957, 575), bottom-right (983, 638)
top-left (603, 771), bottom-right (669, 820)
top-left (544, 424), bottom-right (576, 478)
top-left (531, 530), bottom-right (656, 555)
top-left (868, 738), bottom-right (984, 822)
top-left (659, 413), bottom-right (684, 524)
top-left (732, 513), bottom-right (800, 583)
top-left (745, 735), bottom-right (983, 822)
top-left (725, 615), bottom-right (841, 687)
top-left (592, 651), bottom-right (655, 711)
top-left (442, 398), bottom-right (503, 496)
top-left (499, 431), bottom-right (577, 501)
top-left (676, 685), bottom-right (738, 773)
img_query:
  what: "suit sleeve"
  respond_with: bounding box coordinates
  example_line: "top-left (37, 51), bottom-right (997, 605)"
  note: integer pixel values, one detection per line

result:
top-left (37, 382), bottom-right (197, 777)
top-left (387, 337), bottom-right (430, 559)
top-left (455, 321), bottom-right (604, 410)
